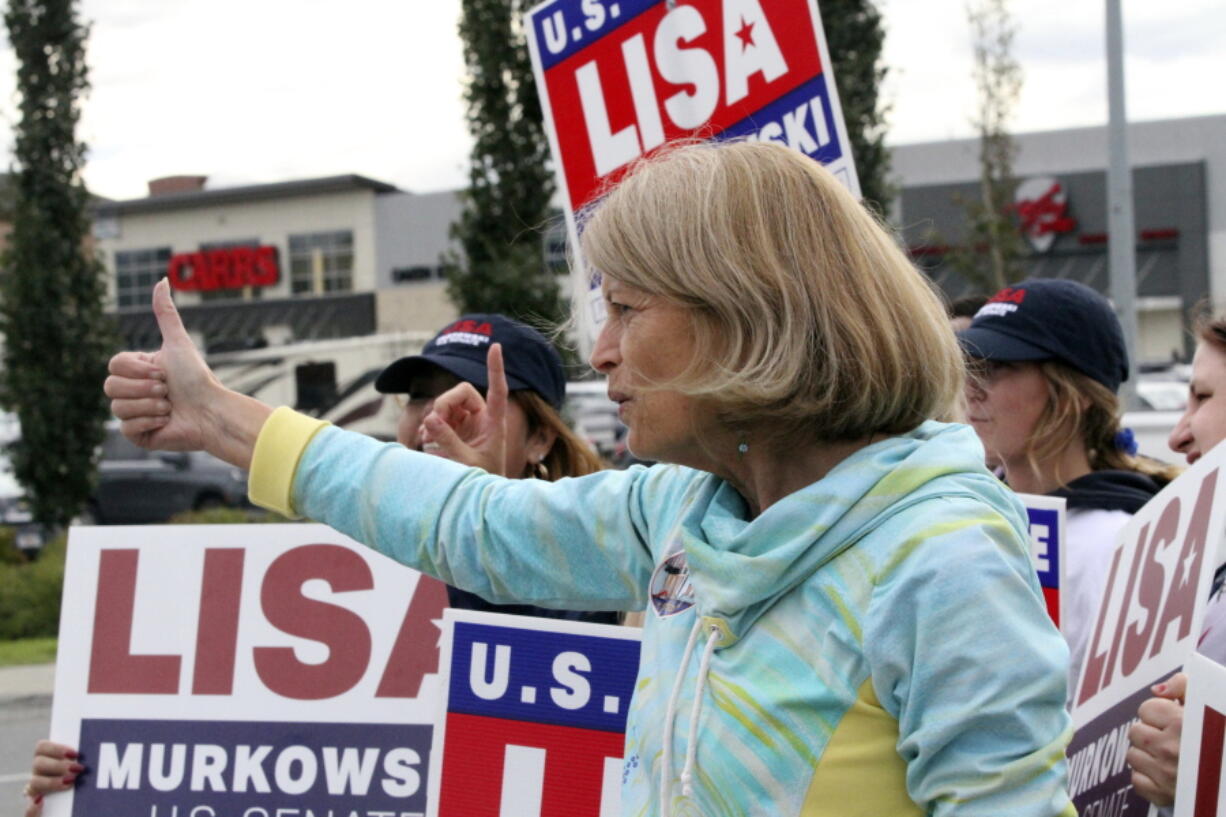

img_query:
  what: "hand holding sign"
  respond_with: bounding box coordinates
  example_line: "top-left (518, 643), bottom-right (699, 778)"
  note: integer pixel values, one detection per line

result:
top-left (104, 280), bottom-right (271, 468)
top-left (420, 343), bottom-right (512, 476)
top-left (1128, 672), bottom-right (1188, 807)
top-left (22, 740), bottom-right (80, 817)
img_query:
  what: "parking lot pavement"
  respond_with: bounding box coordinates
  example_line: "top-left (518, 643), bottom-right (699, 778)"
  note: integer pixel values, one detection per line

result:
top-left (0, 662), bottom-right (54, 702)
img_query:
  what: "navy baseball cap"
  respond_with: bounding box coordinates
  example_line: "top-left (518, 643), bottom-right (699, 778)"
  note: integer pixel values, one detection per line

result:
top-left (957, 279), bottom-right (1129, 393)
top-left (375, 314), bottom-right (566, 409)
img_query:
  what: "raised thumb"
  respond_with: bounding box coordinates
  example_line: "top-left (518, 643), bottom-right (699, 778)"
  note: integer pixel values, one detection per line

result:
top-left (152, 278), bottom-right (193, 347)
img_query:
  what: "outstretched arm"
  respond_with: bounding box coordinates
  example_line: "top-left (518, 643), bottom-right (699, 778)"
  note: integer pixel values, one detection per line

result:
top-left (104, 279), bottom-right (270, 467)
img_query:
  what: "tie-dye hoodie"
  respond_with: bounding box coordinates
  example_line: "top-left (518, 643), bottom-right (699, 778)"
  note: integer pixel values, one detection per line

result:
top-left (250, 410), bottom-right (1076, 817)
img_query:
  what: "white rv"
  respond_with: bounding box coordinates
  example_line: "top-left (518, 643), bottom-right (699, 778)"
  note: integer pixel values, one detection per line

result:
top-left (208, 332), bottom-right (433, 440)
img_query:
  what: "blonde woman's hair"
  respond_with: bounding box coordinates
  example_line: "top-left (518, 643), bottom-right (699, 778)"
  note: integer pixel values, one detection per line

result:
top-left (580, 140), bottom-right (964, 442)
top-left (512, 390), bottom-right (605, 479)
top-left (1023, 361), bottom-right (1181, 486)
top-left (1196, 309), bottom-right (1226, 353)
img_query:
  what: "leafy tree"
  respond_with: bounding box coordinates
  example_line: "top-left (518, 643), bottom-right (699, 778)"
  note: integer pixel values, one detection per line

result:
top-left (0, 0), bottom-right (113, 530)
top-left (447, 0), bottom-right (563, 328)
top-left (821, 0), bottom-right (893, 213)
top-left (944, 0), bottom-right (1027, 292)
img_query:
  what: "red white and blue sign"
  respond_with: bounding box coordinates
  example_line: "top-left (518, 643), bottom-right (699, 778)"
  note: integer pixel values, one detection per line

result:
top-left (524, 0), bottom-right (860, 350)
top-left (46, 525), bottom-right (449, 817)
top-left (1019, 494), bottom-right (1066, 629)
top-left (428, 609), bottom-right (642, 817)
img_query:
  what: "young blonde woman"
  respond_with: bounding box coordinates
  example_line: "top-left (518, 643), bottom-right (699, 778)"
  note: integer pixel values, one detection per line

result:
top-left (88, 141), bottom-right (1073, 816)
top-left (960, 279), bottom-right (1181, 693)
top-left (1126, 311), bottom-right (1226, 811)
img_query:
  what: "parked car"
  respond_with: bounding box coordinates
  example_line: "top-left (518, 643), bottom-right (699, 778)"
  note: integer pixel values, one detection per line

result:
top-left (90, 426), bottom-right (251, 524)
top-left (1120, 370), bottom-right (1190, 466)
top-left (0, 451), bottom-right (47, 555)
top-left (566, 380), bottom-right (622, 458)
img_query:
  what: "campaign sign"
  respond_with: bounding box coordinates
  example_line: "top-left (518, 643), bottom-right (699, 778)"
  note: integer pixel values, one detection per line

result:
top-left (427, 609), bottom-right (641, 817)
top-left (1176, 652), bottom-right (1226, 817)
top-left (1068, 443), bottom-right (1226, 817)
top-left (46, 525), bottom-right (449, 817)
top-left (1018, 493), bottom-right (1066, 628)
top-left (524, 0), bottom-right (860, 352)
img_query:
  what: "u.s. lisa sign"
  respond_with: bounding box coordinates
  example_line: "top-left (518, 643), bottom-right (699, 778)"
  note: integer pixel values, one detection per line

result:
top-left (427, 610), bottom-right (641, 817)
top-left (525, 0), bottom-right (859, 350)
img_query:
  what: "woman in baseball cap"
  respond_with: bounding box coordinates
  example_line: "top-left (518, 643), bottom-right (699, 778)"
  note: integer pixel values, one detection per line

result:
top-left (375, 313), bottom-right (616, 624)
top-left (958, 277), bottom-right (1181, 695)
top-left (374, 313), bottom-right (602, 481)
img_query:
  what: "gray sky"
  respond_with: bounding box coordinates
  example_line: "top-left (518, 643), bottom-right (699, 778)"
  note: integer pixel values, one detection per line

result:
top-left (0, 0), bottom-right (1219, 200)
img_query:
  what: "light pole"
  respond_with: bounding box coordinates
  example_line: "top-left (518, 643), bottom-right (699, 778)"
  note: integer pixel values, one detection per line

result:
top-left (1106, 0), bottom-right (1139, 405)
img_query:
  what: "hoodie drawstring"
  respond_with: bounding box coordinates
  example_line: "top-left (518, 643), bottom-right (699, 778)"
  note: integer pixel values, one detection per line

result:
top-left (681, 622), bottom-right (722, 796)
top-left (660, 618), bottom-right (723, 815)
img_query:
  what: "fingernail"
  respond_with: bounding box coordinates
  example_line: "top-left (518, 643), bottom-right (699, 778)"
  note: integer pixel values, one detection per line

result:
top-left (62, 775), bottom-right (75, 785)
top-left (151, 369), bottom-right (165, 380)
top-left (152, 384), bottom-right (167, 396)
top-left (34, 795), bottom-right (42, 805)
top-left (64, 750), bottom-right (78, 760)
top-left (1154, 683), bottom-right (1167, 694)
top-left (69, 763), bottom-right (84, 773)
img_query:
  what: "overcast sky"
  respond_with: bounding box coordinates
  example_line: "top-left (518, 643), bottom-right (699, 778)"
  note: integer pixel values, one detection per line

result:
top-left (0, 0), bottom-right (1219, 200)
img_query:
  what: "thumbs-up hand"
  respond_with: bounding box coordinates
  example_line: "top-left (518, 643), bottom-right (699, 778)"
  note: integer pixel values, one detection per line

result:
top-left (105, 280), bottom-right (231, 455)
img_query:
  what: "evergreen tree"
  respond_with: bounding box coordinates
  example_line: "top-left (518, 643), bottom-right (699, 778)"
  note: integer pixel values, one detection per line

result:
top-left (0, 0), bottom-right (113, 531)
top-left (447, 0), bottom-right (563, 328)
top-left (945, 0), bottom-right (1027, 292)
top-left (821, 0), bottom-right (893, 213)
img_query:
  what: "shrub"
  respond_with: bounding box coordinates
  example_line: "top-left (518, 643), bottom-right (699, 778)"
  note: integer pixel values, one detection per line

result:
top-left (169, 507), bottom-right (294, 525)
top-left (0, 510), bottom-right (295, 643)
top-left (0, 527), bottom-right (23, 565)
top-left (0, 532), bottom-right (65, 640)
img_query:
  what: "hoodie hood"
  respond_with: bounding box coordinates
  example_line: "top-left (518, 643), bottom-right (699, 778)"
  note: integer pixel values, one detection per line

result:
top-left (677, 421), bottom-right (1024, 645)
top-left (1048, 468), bottom-right (1165, 514)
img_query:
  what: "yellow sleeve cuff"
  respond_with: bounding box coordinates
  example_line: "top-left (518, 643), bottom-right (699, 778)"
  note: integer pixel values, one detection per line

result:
top-left (248, 406), bottom-right (330, 518)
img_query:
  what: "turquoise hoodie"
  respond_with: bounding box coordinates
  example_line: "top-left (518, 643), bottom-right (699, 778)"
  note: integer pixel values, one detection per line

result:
top-left (277, 417), bottom-right (1074, 816)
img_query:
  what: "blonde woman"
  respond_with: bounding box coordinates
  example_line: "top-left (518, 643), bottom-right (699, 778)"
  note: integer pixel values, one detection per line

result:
top-left (960, 278), bottom-right (1180, 694)
top-left (97, 141), bottom-right (1073, 816)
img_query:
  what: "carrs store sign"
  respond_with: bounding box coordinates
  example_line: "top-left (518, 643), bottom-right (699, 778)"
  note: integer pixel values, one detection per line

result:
top-left (525, 0), bottom-right (859, 347)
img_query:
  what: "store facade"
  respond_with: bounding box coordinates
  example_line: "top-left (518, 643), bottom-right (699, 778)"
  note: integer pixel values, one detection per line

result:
top-left (892, 114), bottom-right (1225, 365)
top-left (93, 175), bottom-right (464, 352)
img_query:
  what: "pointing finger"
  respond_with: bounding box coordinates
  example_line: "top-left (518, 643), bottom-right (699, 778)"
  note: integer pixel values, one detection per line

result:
top-left (486, 343), bottom-right (508, 426)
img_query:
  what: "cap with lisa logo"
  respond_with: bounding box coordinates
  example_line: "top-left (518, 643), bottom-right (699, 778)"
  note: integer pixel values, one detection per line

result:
top-left (957, 278), bottom-right (1129, 393)
top-left (375, 314), bottom-right (566, 409)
